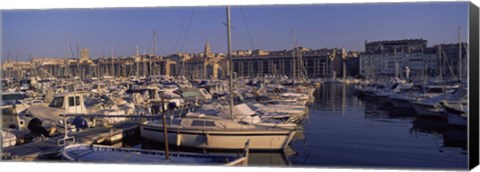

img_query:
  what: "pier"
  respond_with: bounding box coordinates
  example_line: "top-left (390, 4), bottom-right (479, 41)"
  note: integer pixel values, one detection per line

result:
top-left (1, 120), bottom-right (140, 161)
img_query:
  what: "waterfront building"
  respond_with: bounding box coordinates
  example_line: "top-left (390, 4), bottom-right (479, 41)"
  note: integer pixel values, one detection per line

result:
top-left (179, 41), bottom-right (225, 79)
top-left (232, 48), bottom-right (347, 78)
top-left (359, 39), bottom-right (467, 80)
top-left (2, 49), bottom-right (176, 79)
top-left (346, 51), bottom-right (360, 77)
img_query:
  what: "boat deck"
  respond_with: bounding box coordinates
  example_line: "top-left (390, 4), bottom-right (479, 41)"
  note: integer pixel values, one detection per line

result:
top-left (1, 120), bottom-right (140, 161)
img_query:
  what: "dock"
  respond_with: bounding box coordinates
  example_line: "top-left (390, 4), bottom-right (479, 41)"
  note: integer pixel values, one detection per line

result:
top-left (1, 120), bottom-right (141, 161)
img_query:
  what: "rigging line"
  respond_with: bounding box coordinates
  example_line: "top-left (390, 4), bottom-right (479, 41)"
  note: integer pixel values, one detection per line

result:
top-left (180, 10), bottom-right (195, 52)
top-left (173, 10), bottom-right (190, 53)
top-left (440, 48), bottom-right (457, 80)
top-left (240, 8), bottom-right (255, 49)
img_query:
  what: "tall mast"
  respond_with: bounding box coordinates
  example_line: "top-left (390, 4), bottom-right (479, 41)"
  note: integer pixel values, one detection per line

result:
top-left (76, 42), bottom-right (81, 79)
top-left (292, 29), bottom-right (296, 82)
top-left (438, 45), bottom-right (442, 82)
top-left (458, 26), bottom-right (462, 81)
top-left (153, 31), bottom-right (157, 57)
top-left (227, 6), bottom-right (233, 118)
top-left (136, 45), bottom-right (140, 77)
top-left (111, 44), bottom-right (114, 77)
top-left (153, 31), bottom-right (157, 76)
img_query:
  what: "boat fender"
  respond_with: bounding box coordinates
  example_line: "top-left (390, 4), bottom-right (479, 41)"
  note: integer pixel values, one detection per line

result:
top-left (27, 118), bottom-right (50, 137)
top-left (167, 102), bottom-right (177, 110)
top-left (176, 134), bottom-right (182, 146)
top-left (73, 116), bottom-right (88, 130)
top-left (206, 134), bottom-right (210, 146)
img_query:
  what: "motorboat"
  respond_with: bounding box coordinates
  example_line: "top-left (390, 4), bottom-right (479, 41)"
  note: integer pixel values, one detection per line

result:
top-left (410, 88), bottom-right (467, 118)
top-left (1, 130), bottom-right (17, 148)
top-left (442, 99), bottom-right (468, 127)
top-left (26, 91), bottom-right (135, 128)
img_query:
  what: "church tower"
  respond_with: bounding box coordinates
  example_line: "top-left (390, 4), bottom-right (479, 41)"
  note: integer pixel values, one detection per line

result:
top-left (204, 41), bottom-right (212, 58)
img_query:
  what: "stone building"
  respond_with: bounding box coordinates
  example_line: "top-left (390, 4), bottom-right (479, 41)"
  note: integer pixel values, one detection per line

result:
top-left (232, 48), bottom-right (347, 78)
top-left (359, 39), bottom-right (467, 80)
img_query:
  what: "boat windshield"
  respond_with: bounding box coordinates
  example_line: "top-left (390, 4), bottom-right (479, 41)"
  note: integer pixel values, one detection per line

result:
top-left (49, 96), bottom-right (64, 108)
top-left (1, 93), bottom-right (27, 101)
top-left (1, 107), bottom-right (15, 115)
top-left (426, 87), bottom-right (444, 94)
top-left (20, 79), bottom-right (31, 85)
top-left (390, 83), bottom-right (399, 89)
top-left (191, 120), bottom-right (216, 127)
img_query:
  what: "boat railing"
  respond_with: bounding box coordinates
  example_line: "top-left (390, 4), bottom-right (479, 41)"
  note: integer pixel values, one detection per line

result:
top-left (57, 114), bottom-right (75, 147)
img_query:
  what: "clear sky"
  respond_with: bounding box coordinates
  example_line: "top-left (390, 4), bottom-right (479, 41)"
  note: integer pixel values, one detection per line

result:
top-left (1, 2), bottom-right (469, 60)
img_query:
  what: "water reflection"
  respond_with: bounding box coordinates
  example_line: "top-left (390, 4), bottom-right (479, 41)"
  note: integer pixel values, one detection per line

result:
top-left (410, 118), bottom-right (466, 148)
top-left (304, 83), bottom-right (467, 168)
top-left (117, 134), bottom-right (293, 166)
top-left (313, 83), bottom-right (361, 111)
top-left (249, 151), bottom-right (292, 166)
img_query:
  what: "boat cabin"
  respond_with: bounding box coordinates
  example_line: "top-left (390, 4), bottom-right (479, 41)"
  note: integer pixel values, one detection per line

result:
top-left (91, 83), bottom-right (107, 93)
top-left (1, 105), bottom-right (32, 130)
top-left (48, 92), bottom-right (88, 114)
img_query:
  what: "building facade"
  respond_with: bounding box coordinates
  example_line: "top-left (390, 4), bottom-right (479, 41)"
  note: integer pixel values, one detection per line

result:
top-left (359, 39), bottom-right (467, 80)
top-left (232, 48), bottom-right (347, 78)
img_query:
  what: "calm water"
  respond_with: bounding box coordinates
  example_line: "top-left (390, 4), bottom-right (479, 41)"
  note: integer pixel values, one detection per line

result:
top-left (287, 83), bottom-right (467, 169)
top-left (121, 83), bottom-right (468, 169)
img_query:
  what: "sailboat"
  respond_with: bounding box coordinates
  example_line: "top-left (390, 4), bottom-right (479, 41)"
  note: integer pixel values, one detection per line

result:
top-left (140, 6), bottom-right (296, 151)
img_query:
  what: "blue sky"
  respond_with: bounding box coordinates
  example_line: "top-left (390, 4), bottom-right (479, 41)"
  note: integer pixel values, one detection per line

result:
top-left (1, 2), bottom-right (469, 60)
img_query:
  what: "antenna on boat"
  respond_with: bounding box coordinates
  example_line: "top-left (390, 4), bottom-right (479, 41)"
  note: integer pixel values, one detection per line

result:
top-left (227, 6), bottom-right (234, 119)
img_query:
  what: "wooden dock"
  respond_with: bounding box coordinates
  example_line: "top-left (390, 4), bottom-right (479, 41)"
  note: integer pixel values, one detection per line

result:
top-left (1, 120), bottom-right (140, 161)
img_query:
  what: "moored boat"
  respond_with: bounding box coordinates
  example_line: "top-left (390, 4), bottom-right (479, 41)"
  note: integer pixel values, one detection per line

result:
top-left (62, 144), bottom-right (249, 166)
top-left (140, 117), bottom-right (296, 151)
top-left (1, 130), bottom-right (17, 148)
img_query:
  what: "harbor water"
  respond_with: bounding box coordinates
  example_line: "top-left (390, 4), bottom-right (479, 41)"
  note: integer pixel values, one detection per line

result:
top-left (118, 83), bottom-right (467, 169)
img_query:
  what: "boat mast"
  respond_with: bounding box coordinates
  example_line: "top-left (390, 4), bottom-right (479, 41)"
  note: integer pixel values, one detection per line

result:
top-left (292, 29), bottom-right (296, 83)
top-left (458, 26), bottom-right (462, 81)
top-left (136, 45), bottom-right (140, 77)
top-left (153, 31), bottom-right (157, 76)
top-left (161, 96), bottom-right (170, 160)
top-left (438, 45), bottom-right (442, 82)
top-left (111, 44), bottom-right (115, 77)
top-left (227, 6), bottom-right (234, 119)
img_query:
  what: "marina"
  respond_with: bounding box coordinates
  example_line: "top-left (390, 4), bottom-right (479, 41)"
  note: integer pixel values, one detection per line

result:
top-left (1, 80), bottom-right (468, 169)
top-left (0, 2), bottom-right (473, 170)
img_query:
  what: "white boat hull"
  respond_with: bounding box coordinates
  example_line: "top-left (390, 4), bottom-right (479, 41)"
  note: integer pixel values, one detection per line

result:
top-left (1, 131), bottom-right (17, 148)
top-left (140, 125), bottom-right (295, 151)
top-left (410, 102), bottom-right (444, 117)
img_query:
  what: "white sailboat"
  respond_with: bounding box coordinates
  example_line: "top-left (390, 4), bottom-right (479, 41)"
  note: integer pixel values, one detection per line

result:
top-left (140, 6), bottom-right (296, 151)
top-left (140, 116), bottom-right (296, 150)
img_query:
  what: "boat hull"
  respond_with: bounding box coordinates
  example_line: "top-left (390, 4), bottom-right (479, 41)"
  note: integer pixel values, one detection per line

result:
top-left (444, 106), bottom-right (467, 127)
top-left (62, 144), bottom-right (247, 165)
top-left (140, 125), bottom-right (295, 151)
top-left (389, 97), bottom-right (413, 109)
top-left (1, 131), bottom-right (17, 148)
top-left (411, 102), bottom-right (444, 118)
